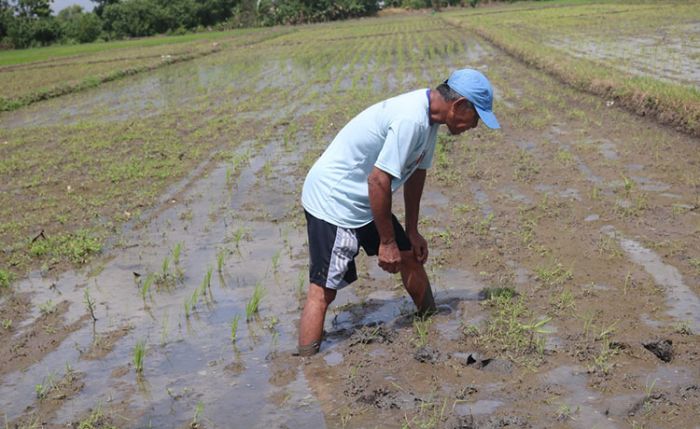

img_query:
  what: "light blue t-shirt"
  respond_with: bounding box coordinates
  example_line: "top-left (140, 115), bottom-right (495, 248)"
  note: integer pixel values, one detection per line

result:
top-left (302, 89), bottom-right (439, 228)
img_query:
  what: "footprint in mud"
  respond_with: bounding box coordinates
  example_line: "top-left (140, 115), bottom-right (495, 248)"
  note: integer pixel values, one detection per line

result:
top-left (450, 352), bottom-right (514, 375)
top-left (642, 339), bottom-right (673, 362)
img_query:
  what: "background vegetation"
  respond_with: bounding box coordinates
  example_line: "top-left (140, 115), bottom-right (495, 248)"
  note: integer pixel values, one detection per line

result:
top-left (0, 0), bottom-right (473, 49)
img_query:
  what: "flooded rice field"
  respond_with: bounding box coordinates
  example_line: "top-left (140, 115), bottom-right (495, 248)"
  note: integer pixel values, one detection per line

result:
top-left (1, 9), bottom-right (699, 429)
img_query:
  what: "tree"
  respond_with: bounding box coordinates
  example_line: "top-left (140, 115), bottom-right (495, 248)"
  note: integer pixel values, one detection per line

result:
top-left (93, 0), bottom-right (119, 17)
top-left (14, 0), bottom-right (52, 18)
top-left (57, 5), bottom-right (102, 43)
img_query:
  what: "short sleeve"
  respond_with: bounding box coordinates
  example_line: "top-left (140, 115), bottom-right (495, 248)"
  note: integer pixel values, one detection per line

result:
top-left (374, 120), bottom-right (421, 179)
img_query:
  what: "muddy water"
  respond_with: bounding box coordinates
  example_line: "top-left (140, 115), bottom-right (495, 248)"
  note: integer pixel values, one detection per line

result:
top-left (546, 22), bottom-right (700, 86)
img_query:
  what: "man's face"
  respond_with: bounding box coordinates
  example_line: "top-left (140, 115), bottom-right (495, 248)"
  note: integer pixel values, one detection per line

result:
top-left (446, 98), bottom-right (479, 135)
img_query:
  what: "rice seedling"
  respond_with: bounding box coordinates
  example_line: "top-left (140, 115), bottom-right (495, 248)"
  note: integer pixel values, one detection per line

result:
top-left (296, 271), bottom-right (306, 300)
top-left (230, 314), bottom-right (240, 343)
top-left (535, 262), bottom-right (573, 287)
top-left (192, 401), bottom-right (204, 428)
top-left (1, 319), bottom-right (12, 330)
top-left (271, 249), bottom-right (282, 272)
top-left (0, 269), bottom-right (12, 289)
top-left (184, 298), bottom-right (192, 319)
top-left (217, 250), bottom-right (226, 273)
top-left (160, 313), bottom-right (170, 346)
top-left (140, 273), bottom-right (155, 301)
top-left (83, 288), bottom-right (97, 322)
top-left (245, 281), bottom-right (265, 321)
top-left (39, 300), bottom-right (57, 315)
top-left (133, 340), bottom-right (146, 374)
top-left (172, 242), bottom-right (183, 265)
top-left (161, 256), bottom-right (170, 279)
top-left (412, 316), bottom-right (432, 348)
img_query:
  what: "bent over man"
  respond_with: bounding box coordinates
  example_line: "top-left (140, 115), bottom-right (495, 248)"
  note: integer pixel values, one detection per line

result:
top-left (298, 69), bottom-right (500, 356)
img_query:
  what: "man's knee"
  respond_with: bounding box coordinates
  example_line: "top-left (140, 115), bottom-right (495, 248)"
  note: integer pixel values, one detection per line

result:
top-left (308, 282), bottom-right (337, 306)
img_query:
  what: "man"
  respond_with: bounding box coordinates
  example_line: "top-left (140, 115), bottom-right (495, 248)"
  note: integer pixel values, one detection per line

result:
top-left (298, 69), bottom-right (500, 356)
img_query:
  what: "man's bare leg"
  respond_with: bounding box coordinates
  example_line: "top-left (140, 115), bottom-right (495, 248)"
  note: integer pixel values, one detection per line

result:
top-left (400, 250), bottom-right (436, 316)
top-left (298, 282), bottom-right (336, 356)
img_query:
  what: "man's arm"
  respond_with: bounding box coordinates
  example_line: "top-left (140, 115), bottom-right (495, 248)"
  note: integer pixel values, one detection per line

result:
top-left (368, 166), bottom-right (401, 273)
top-left (404, 169), bottom-right (429, 264)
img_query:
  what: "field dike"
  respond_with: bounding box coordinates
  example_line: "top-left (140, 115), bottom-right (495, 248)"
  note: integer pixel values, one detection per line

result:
top-left (442, 15), bottom-right (700, 138)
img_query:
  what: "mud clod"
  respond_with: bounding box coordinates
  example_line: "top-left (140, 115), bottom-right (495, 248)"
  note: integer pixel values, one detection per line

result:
top-left (414, 345), bottom-right (441, 363)
top-left (357, 387), bottom-right (399, 409)
top-left (642, 339), bottom-right (673, 362)
top-left (456, 385), bottom-right (478, 399)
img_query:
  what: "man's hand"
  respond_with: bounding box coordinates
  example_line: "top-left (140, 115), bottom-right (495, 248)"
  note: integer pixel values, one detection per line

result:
top-left (378, 239), bottom-right (401, 273)
top-left (408, 231), bottom-right (428, 264)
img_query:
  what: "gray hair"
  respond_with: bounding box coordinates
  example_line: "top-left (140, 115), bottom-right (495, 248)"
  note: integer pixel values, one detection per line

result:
top-left (436, 82), bottom-right (474, 109)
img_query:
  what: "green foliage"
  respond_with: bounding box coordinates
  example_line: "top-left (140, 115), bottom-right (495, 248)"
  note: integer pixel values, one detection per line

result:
top-left (57, 6), bottom-right (102, 43)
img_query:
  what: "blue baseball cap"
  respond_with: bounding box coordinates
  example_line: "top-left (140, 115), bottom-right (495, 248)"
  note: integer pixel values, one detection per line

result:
top-left (446, 69), bottom-right (500, 129)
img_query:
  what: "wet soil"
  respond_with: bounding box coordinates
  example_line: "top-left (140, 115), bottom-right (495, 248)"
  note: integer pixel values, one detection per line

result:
top-left (0, 11), bottom-right (699, 429)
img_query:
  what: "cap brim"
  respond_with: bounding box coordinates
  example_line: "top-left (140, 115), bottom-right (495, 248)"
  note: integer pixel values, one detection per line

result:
top-left (475, 107), bottom-right (500, 129)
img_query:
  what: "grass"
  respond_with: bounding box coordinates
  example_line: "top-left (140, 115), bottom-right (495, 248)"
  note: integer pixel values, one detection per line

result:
top-left (245, 281), bottom-right (266, 321)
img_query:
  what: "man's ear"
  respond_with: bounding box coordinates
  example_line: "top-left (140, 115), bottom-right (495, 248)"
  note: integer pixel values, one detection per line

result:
top-left (453, 97), bottom-right (470, 111)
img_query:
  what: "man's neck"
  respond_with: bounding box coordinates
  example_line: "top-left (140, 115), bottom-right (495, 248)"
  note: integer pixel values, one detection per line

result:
top-left (428, 90), bottom-right (447, 125)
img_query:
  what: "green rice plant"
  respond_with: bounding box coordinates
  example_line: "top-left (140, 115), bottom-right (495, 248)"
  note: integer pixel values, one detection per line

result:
top-left (133, 340), bottom-right (146, 374)
top-left (1, 319), bottom-right (12, 330)
top-left (412, 317), bottom-right (432, 348)
top-left (184, 298), bottom-right (192, 319)
top-left (535, 262), bottom-right (573, 287)
top-left (245, 281), bottom-right (266, 321)
top-left (192, 401), bottom-right (204, 427)
top-left (550, 288), bottom-right (575, 313)
top-left (217, 250), bottom-right (226, 273)
top-left (39, 300), bottom-right (57, 315)
top-left (296, 271), bottom-right (306, 300)
top-left (271, 249), bottom-right (282, 271)
top-left (204, 267), bottom-right (212, 289)
top-left (230, 314), bottom-right (241, 343)
top-left (140, 273), bottom-right (155, 301)
top-left (160, 313), bottom-right (170, 346)
top-left (35, 372), bottom-right (56, 399)
top-left (480, 294), bottom-right (552, 357)
top-left (161, 256), bottom-right (170, 279)
top-left (0, 269), bottom-right (12, 290)
top-left (83, 288), bottom-right (97, 322)
top-left (172, 242), bottom-right (183, 265)
top-left (622, 174), bottom-right (634, 197)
